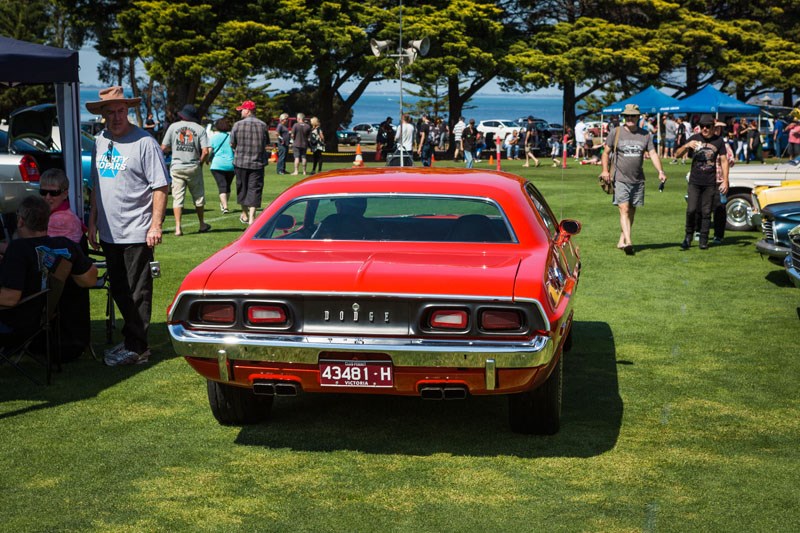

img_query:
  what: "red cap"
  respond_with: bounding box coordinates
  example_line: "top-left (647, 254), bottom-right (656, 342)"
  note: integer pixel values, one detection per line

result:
top-left (236, 100), bottom-right (256, 111)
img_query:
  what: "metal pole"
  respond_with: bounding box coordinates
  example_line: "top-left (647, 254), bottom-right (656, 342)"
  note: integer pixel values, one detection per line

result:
top-left (398, 0), bottom-right (404, 167)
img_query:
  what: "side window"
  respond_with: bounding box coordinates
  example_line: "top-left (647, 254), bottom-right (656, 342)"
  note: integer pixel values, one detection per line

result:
top-left (525, 183), bottom-right (558, 239)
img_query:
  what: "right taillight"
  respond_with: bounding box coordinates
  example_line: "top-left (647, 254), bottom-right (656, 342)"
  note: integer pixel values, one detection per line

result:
top-left (19, 155), bottom-right (40, 182)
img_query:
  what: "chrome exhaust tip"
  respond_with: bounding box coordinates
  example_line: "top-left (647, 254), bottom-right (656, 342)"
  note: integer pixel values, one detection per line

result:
top-left (253, 380), bottom-right (300, 396)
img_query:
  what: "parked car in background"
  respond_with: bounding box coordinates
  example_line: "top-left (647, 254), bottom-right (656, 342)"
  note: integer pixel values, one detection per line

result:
top-left (755, 201), bottom-right (800, 263)
top-left (351, 123), bottom-right (381, 144)
top-left (167, 168), bottom-right (582, 435)
top-left (477, 119), bottom-right (518, 145)
top-left (784, 225), bottom-right (800, 288)
top-left (0, 128), bottom-right (40, 216)
top-left (336, 126), bottom-right (361, 146)
top-left (515, 116), bottom-right (560, 152)
top-left (725, 157), bottom-right (800, 231)
top-left (748, 182), bottom-right (800, 227)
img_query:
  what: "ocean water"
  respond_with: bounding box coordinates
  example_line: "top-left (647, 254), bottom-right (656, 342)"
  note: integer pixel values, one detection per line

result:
top-left (80, 86), bottom-right (564, 125)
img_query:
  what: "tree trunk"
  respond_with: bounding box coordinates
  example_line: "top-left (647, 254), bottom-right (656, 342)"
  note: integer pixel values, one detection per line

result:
top-left (128, 56), bottom-right (142, 126)
top-left (562, 81), bottom-right (576, 131)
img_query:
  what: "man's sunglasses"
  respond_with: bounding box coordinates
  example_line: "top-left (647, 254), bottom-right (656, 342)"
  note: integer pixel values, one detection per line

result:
top-left (39, 189), bottom-right (64, 197)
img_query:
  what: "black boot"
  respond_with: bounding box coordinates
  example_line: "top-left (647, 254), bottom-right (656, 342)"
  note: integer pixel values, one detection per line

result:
top-left (680, 234), bottom-right (691, 250)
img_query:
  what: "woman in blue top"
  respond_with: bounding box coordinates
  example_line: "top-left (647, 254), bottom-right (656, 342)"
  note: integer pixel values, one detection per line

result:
top-left (209, 118), bottom-right (235, 214)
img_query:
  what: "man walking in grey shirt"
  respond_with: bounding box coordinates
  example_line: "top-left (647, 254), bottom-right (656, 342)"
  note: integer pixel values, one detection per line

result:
top-left (161, 104), bottom-right (210, 236)
top-left (600, 104), bottom-right (667, 255)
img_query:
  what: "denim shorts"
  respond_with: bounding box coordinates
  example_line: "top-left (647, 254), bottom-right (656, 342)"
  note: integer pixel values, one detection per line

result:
top-left (664, 138), bottom-right (676, 149)
top-left (613, 180), bottom-right (645, 206)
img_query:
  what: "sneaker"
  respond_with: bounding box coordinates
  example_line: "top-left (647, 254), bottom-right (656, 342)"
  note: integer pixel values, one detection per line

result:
top-left (699, 242), bottom-right (709, 250)
top-left (713, 237), bottom-right (723, 245)
top-left (221, 207), bottom-right (230, 214)
top-left (103, 342), bottom-right (125, 358)
top-left (105, 347), bottom-right (150, 366)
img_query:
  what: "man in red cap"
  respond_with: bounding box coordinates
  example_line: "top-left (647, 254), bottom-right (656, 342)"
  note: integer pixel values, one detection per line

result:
top-left (230, 100), bottom-right (269, 225)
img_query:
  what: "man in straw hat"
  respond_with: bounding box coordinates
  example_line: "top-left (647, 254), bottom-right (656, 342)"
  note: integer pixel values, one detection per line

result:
top-left (86, 86), bottom-right (169, 366)
top-left (674, 114), bottom-right (729, 250)
top-left (600, 103), bottom-right (667, 255)
top-left (161, 104), bottom-right (211, 236)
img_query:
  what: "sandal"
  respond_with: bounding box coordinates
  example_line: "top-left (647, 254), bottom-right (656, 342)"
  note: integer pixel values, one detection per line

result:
top-left (239, 215), bottom-right (248, 224)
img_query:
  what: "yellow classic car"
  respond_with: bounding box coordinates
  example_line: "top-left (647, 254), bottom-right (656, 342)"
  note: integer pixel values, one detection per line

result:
top-left (749, 181), bottom-right (800, 227)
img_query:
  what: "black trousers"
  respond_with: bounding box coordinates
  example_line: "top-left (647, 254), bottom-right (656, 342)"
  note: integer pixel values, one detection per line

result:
top-left (235, 166), bottom-right (265, 208)
top-left (685, 182), bottom-right (716, 242)
top-left (694, 187), bottom-right (726, 240)
top-left (101, 241), bottom-right (153, 354)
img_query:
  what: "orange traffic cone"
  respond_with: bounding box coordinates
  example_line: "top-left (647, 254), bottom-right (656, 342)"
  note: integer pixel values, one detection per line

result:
top-left (353, 144), bottom-right (364, 167)
top-left (269, 148), bottom-right (278, 163)
top-left (488, 154), bottom-right (494, 165)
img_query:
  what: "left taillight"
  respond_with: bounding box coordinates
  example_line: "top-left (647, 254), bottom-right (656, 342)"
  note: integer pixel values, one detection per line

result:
top-left (428, 308), bottom-right (469, 330)
top-left (198, 303), bottom-right (235, 324)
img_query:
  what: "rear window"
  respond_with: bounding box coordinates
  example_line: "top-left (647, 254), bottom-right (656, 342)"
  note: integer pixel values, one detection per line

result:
top-left (256, 195), bottom-right (516, 243)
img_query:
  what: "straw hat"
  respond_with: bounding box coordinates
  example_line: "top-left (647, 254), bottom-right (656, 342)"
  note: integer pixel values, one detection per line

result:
top-left (85, 86), bottom-right (141, 114)
top-left (620, 104), bottom-right (641, 116)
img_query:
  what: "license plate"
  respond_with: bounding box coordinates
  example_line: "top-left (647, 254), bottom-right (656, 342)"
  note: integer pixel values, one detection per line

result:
top-left (319, 360), bottom-right (393, 388)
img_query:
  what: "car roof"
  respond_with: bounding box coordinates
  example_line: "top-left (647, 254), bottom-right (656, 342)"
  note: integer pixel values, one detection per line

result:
top-left (280, 167), bottom-right (528, 198)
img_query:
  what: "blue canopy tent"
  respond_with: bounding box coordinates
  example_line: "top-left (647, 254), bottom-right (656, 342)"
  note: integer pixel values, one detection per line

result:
top-left (0, 36), bottom-right (82, 219)
top-left (665, 85), bottom-right (760, 116)
top-left (600, 86), bottom-right (682, 143)
top-left (601, 86), bottom-right (682, 115)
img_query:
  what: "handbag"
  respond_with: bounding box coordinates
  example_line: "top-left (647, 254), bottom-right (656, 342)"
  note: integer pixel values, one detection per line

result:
top-left (599, 127), bottom-right (620, 194)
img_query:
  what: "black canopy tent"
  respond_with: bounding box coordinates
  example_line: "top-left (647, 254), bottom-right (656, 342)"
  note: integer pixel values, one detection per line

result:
top-left (0, 36), bottom-right (83, 218)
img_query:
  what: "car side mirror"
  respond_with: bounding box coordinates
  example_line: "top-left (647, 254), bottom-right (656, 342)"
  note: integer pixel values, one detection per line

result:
top-left (275, 214), bottom-right (296, 231)
top-left (556, 219), bottom-right (581, 245)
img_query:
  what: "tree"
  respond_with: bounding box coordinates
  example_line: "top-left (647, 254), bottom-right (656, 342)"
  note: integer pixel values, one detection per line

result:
top-left (506, 17), bottom-right (670, 126)
top-left (377, 0), bottom-right (512, 154)
top-left (266, 0), bottom-right (389, 151)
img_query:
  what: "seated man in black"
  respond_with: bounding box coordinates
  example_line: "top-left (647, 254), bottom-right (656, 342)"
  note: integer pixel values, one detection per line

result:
top-left (0, 195), bottom-right (97, 338)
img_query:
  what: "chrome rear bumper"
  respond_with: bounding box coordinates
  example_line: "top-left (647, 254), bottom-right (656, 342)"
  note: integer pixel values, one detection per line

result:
top-left (168, 323), bottom-right (554, 370)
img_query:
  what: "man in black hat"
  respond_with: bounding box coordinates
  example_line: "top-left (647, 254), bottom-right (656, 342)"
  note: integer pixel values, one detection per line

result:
top-left (161, 104), bottom-right (211, 236)
top-left (674, 114), bottom-right (729, 250)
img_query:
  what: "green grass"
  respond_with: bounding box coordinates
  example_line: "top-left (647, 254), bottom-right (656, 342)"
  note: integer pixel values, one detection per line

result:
top-left (2, 156), bottom-right (799, 532)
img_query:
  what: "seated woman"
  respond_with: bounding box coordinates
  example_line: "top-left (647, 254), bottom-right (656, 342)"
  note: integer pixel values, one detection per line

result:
top-left (39, 169), bottom-right (92, 361)
top-left (40, 169), bottom-right (85, 243)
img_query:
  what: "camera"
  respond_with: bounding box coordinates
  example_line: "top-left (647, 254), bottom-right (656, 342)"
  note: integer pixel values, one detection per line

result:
top-left (149, 260), bottom-right (161, 278)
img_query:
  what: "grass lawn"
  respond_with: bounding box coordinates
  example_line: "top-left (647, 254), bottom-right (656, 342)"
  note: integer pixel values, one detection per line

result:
top-left (2, 155), bottom-right (799, 531)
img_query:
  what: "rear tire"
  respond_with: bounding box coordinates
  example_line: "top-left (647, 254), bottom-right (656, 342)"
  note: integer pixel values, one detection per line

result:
top-left (726, 193), bottom-right (755, 231)
top-left (207, 380), bottom-right (273, 425)
top-left (508, 355), bottom-right (562, 435)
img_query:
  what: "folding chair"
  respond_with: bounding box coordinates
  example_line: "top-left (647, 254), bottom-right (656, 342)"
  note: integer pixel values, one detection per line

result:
top-left (0, 257), bottom-right (71, 385)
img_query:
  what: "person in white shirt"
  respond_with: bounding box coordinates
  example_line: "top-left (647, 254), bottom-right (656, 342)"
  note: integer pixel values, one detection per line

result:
top-left (574, 119), bottom-right (587, 159)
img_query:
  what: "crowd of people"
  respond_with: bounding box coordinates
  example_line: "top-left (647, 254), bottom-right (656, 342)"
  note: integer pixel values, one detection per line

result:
top-left (3, 84), bottom-right (797, 371)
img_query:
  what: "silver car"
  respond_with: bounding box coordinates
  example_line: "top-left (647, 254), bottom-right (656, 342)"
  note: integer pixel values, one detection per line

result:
top-left (352, 123), bottom-right (381, 144)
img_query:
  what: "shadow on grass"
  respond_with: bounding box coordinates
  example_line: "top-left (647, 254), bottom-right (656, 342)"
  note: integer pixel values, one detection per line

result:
top-left (765, 268), bottom-right (793, 287)
top-left (635, 234), bottom-right (756, 253)
top-left (0, 319), bottom-right (163, 420)
top-left (234, 321), bottom-right (622, 458)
